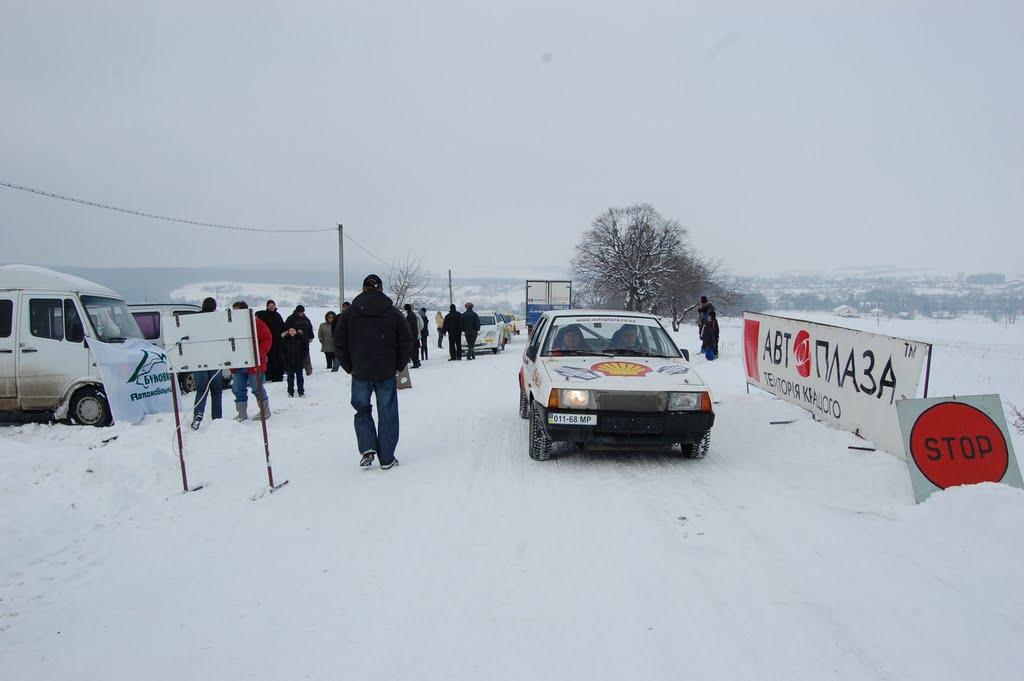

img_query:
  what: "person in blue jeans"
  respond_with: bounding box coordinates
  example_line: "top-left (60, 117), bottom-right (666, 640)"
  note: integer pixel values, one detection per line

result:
top-left (334, 274), bottom-right (413, 470)
top-left (190, 297), bottom-right (222, 430)
top-left (229, 300), bottom-right (273, 421)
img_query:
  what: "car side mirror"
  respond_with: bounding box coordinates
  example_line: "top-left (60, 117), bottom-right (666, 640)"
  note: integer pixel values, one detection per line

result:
top-left (681, 348), bottom-right (690, 361)
top-left (526, 346), bottom-right (537, 361)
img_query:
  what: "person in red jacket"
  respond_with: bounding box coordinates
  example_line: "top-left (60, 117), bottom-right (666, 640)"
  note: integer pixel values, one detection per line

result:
top-left (230, 300), bottom-right (273, 421)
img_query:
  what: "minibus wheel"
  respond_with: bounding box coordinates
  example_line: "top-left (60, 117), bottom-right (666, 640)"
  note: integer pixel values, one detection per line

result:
top-left (70, 387), bottom-right (112, 427)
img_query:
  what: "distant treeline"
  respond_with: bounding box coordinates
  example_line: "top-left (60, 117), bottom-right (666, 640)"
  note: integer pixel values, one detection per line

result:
top-left (769, 287), bottom-right (1021, 320)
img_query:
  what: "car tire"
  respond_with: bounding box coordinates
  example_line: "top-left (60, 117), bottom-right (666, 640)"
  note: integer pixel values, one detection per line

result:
top-left (529, 402), bottom-right (553, 461)
top-left (69, 386), bottom-right (112, 427)
top-left (682, 432), bottom-right (711, 459)
top-left (492, 348), bottom-right (499, 354)
top-left (519, 385), bottom-right (530, 419)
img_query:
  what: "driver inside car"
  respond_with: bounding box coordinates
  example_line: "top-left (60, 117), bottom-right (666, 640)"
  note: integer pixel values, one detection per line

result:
top-left (550, 325), bottom-right (591, 355)
top-left (609, 323), bottom-right (646, 353)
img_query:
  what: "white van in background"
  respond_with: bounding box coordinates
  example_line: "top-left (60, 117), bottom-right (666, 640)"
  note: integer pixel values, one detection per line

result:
top-left (0, 265), bottom-right (145, 426)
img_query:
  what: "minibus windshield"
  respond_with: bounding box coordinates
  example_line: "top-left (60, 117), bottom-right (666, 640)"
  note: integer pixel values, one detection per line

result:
top-left (81, 295), bottom-right (145, 342)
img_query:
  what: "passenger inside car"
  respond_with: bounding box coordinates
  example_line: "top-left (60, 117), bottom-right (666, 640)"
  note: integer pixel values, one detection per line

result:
top-left (549, 325), bottom-right (593, 355)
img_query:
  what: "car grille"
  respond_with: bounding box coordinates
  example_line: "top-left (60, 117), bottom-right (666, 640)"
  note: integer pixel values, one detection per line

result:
top-left (594, 391), bottom-right (665, 412)
top-left (598, 415), bottom-right (665, 435)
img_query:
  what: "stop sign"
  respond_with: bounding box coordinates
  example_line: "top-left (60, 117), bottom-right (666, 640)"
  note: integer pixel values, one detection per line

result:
top-left (909, 402), bottom-right (1009, 489)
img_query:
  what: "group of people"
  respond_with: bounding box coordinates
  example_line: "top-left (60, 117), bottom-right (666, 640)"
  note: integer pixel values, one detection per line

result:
top-left (187, 274), bottom-right (495, 471)
top-left (697, 295), bottom-right (719, 359)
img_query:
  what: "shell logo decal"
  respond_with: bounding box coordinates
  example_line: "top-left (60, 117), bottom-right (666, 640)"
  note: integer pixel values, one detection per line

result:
top-left (590, 361), bottom-right (652, 377)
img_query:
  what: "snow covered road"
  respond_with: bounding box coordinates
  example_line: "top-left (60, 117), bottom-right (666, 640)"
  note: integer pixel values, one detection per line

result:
top-left (2, 318), bottom-right (1024, 680)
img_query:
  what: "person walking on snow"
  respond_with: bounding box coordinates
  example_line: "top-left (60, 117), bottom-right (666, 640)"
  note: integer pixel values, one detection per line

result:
top-left (230, 301), bottom-right (272, 420)
top-left (443, 304), bottom-right (463, 360)
top-left (255, 300), bottom-right (285, 382)
top-left (462, 302), bottom-right (480, 360)
top-left (419, 307), bottom-right (430, 360)
top-left (318, 311), bottom-right (337, 369)
top-left (435, 310), bottom-right (446, 349)
top-left (404, 303), bottom-right (422, 369)
top-left (334, 274), bottom-right (413, 470)
top-left (190, 296), bottom-right (222, 430)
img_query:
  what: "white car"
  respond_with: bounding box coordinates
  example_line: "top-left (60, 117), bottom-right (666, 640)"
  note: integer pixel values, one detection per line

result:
top-left (518, 310), bottom-right (714, 460)
top-left (470, 310), bottom-right (507, 354)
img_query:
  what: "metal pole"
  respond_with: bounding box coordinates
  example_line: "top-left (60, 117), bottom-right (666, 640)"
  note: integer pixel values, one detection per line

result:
top-left (248, 310), bottom-right (288, 493)
top-left (448, 269), bottom-right (453, 306)
top-left (338, 223), bottom-right (345, 311)
top-left (923, 344), bottom-right (933, 398)
top-left (169, 376), bottom-right (191, 493)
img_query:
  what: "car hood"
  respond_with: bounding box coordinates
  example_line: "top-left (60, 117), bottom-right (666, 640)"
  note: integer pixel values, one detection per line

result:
top-left (540, 356), bottom-right (706, 390)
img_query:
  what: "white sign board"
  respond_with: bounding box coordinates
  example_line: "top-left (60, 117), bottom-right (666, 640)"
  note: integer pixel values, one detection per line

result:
top-left (742, 312), bottom-right (931, 454)
top-left (89, 338), bottom-right (174, 423)
top-left (896, 394), bottom-right (1023, 503)
top-left (164, 309), bottom-right (258, 374)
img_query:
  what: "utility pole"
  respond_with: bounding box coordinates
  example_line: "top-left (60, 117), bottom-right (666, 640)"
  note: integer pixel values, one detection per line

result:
top-left (448, 269), bottom-right (454, 306)
top-left (338, 223), bottom-right (345, 311)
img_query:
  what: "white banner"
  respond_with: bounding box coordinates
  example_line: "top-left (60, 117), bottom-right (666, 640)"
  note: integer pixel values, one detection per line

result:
top-left (89, 338), bottom-right (174, 423)
top-left (742, 313), bottom-right (931, 454)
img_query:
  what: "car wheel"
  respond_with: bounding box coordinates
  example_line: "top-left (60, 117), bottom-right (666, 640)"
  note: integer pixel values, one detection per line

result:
top-left (519, 385), bottom-right (530, 419)
top-left (529, 402), bottom-right (553, 461)
top-left (682, 432), bottom-right (711, 459)
top-left (493, 348), bottom-right (499, 354)
top-left (69, 386), bottom-right (112, 427)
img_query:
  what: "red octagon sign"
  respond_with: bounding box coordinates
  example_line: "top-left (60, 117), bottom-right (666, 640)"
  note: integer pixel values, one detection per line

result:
top-left (908, 402), bottom-right (1010, 489)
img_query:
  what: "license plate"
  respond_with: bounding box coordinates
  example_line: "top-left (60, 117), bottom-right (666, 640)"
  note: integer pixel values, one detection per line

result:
top-left (548, 413), bottom-right (597, 426)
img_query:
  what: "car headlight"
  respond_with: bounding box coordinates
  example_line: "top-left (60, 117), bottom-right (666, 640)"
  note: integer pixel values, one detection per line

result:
top-left (559, 389), bottom-right (592, 409)
top-left (668, 392), bottom-right (702, 411)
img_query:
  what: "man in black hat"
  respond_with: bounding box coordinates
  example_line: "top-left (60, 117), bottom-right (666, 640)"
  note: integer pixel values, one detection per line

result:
top-left (334, 274), bottom-right (413, 469)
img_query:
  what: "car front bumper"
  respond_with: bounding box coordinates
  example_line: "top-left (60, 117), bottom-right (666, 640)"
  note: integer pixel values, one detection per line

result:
top-left (538, 405), bottom-right (714, 445)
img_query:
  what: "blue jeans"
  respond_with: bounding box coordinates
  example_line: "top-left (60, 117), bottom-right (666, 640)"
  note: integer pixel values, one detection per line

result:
top-left (232, 371), bottom-right (268, 404)
top-left (193, 369), bottom-right (223, 420)
top-left (350, 376), bottom-right (399, 465)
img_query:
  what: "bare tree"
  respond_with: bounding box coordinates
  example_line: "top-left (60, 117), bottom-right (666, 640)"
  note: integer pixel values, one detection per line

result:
top-left (572, 204), bottom-right (684, 311)
top-left (387, 253), bottom-right (430, 308)
top-left (654, 254), bottom-right (729, 330)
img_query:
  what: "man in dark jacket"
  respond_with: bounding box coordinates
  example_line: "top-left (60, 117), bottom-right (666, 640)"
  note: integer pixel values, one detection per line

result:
top-left (443, 304), bottom-right (463, 361)
top-left (403, 303), bottom-right (422, 368)
top-left (284, 304), bottom-right (315, 375)
top-left (461, 302), bottom-right (481, 360)
top-left (255, 300), bottom-right (286, 382)
top-left (334, 274), bottom-right (413, 469)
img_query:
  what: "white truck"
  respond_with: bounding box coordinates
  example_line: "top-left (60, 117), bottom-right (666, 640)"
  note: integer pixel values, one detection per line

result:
top-left (0, 265), bottom-right (145, 426)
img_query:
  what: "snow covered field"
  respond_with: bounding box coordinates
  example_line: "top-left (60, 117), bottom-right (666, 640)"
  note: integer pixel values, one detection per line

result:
top-left (2, 314), bottom-right (1023, 680)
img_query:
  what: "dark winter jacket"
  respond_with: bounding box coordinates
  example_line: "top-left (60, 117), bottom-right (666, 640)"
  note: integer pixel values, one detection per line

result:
top-left (335, 290), bottom-right (413, 380)
top-left (461, 309), bottom-right (480, 334)
top-left (405, 309), bottom-right (422, 344)
top-left (255, 309), bottom-right (285, 348)
top-left (443, 308), bottom-right (463, 335)
top-left (280, 324), bottom-right (309, 371)
top-left (285, 313), bottom-right (315, 344)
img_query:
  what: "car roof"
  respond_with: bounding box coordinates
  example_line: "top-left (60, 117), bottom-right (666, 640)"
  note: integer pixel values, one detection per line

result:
top-left (542, 309), bottom-right (661, 321)
top-left (0, 264), bottom-right (121, 297)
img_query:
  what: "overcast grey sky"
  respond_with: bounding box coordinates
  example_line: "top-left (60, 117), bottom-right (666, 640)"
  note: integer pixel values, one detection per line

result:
top-left (1, 0), bottom-right (1021, 278)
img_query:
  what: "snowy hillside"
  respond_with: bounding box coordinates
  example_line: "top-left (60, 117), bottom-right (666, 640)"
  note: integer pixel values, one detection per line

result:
top-left (2, 314), bottom-right (1023, 679)
top-left (170, 279), bottom-right (527, 314)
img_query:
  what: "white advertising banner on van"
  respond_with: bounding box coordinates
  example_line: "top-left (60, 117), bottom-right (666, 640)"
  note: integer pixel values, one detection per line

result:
top-left (742, 313), bottom-right (931, 454)
top-left (89, 338), bottom-right (174, 423)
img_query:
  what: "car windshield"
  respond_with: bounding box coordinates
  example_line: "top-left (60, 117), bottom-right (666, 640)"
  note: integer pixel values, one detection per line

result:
top-left (478, 315), bottom-right (496, 325)
top-left (82, 295), bottom-right (145, 342)
top-left (540, 315), bottom-right (680, 358)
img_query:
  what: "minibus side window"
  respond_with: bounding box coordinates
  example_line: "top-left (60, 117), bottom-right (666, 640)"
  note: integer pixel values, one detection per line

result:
top-left (0, 300), bottom-right (12, 338)
top-left (29, 299), bottom-right (63, 341)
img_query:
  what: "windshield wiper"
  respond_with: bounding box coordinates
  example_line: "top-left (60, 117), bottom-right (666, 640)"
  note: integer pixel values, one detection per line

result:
top-left (104, 336), bottom-right (128, 343)
top-left (545, 350), bottom-right (599, 357)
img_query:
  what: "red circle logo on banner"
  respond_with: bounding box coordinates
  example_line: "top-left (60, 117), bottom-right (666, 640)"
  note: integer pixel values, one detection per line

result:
top-left (793, 330), bottom-right (811, 378)
top-left (909, 402), bottom-right (1009, 489)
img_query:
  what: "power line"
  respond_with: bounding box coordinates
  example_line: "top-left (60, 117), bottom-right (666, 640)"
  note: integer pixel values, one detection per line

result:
top-left (344, 231), bottom-right (392, 268)
top-left (0, 179), bottom-right (336, 234)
